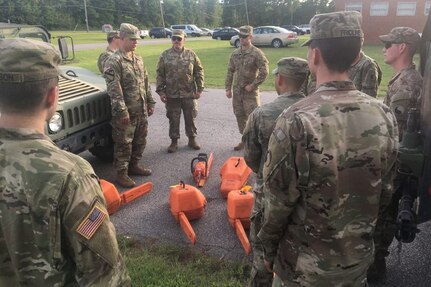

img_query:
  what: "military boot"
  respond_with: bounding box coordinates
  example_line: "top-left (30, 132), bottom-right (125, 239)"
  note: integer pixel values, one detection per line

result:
top-left (168, 139), bottom-right (178, 153)
top-left (128, 164), bottom-right (152, 176)
top-left (234, 142), bottom-right (244, 151)
top-left (188, 137), bottom-right (201, 150)
top-left (367, 256), bottom-right (386, 283)
top-left (116, 172), bottom-right (136, 188)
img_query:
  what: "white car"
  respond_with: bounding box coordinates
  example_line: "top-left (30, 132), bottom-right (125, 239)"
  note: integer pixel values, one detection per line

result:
top-left (140, 30), bottom-right (149, 39)
top-left (298, 24), bottom-right (311, 34)
top-left (230, 26), bottom-right (298, 48)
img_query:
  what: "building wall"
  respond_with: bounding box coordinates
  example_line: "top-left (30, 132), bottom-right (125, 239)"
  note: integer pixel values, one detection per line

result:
top-left (335, 0), bottom-right (430, 44)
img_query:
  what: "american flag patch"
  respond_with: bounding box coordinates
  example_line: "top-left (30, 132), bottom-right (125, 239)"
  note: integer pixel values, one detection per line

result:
top-left (76, 203), bottom-right (107, 240)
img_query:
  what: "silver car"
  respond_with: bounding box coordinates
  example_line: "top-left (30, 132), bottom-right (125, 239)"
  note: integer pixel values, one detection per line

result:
top-left (230, 26), bottom-right (298, 48)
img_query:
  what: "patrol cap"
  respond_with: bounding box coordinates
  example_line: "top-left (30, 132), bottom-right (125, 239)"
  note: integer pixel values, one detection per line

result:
top-left (272, 57), bottom-right (309, 80)
top-left (107, 30), bottom-right (119, 40)
top-left (0, 38), bottom-right (61, 83)
top-left (302, 11), bottom-right (363, 46)
top-left (119, 23), bottom-right (140, 40)
top-left (239, 25), bottom-right (253, 37)
top-left (379, 27), bottom-right (421, 46)
top-left (172, 29), bottom-right (186, 39)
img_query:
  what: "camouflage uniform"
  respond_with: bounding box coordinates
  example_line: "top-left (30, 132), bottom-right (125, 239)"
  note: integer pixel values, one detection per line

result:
top-left (98, 46), bottom-right (116, 74)
top-left (156, 32), bottom-right (204, 141)
top-left (371, 27), bottom-right (423, 272)
top-left (104, 33), bottom-right (156, 174)
top-left (348, 51), bottom-right (382, 98)
top-left (258, 12), bottom-right (399, 287)
top-left (243, 57), bottom-right (308, 287)
top-left (307, 52), bottom-right (382, 97)
top-left (225, 27), bottom-right (269, 134)
top-left (0, 38), bottom-right (130, 286)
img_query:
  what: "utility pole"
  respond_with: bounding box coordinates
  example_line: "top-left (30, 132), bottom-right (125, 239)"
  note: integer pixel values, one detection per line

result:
top-left (83, 0), bottom-right (89, 32)
top-left (160, 1), bottom-right (166, 31)
top-left (244, 0), bottom-right (249, 25)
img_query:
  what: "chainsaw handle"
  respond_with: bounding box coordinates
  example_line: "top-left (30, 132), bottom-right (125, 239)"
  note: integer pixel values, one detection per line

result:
top-left (191, 153), bottom-right (209, 174)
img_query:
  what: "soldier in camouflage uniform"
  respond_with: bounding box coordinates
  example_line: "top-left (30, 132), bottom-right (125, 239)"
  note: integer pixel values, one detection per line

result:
top-left (368, 27), bottom-right (423, 283)
top-left (307, 49), bottom-right (382, 97)
top-left (104, 23), bottom-right (156, 188)
top-left (225, 25), bottom-right (269, 151)
top-left (258, 11), bottom-right (399, 286)
top-left (97, 30), bottom-right (120, 74)
top-left (156, 29), bottom-right (205, 153)
top-left (0, 39), bottom-right (131, 286)
top-left (243, 57), bottom-right (309, 287)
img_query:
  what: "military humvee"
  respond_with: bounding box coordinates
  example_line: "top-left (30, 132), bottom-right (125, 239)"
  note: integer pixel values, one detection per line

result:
top-left (0, 23), bottom-right (113, 160)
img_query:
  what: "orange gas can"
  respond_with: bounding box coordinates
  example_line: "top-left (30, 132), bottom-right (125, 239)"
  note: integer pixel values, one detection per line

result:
top-left (220, 157), bottom-right (252, 198)
top-left (227, 186), bottom-right (253, 255)
top-left (169, 181), bottom-right (207, 244)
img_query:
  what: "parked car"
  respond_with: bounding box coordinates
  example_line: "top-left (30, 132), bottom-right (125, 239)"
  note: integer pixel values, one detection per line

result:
top-left (281, 25), bottom-right (305, 35)
top-left (212, 27), bottom-right (240, 40)
top-left (298, 24), bottom-right (311, 34)
top-left (201, 28), bottom-right (213, 36)
top-left (149, 27), bottom-right (172, 38)
top-left (170, 24), bottom-right (204, 37)
top-left (140, 29), bottom-right (149, 39)
top-left (230, 26), bottom-right (298, 48)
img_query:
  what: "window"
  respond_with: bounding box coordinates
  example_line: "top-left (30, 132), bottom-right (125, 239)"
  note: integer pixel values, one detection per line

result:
top-left (425, 1), bottom-right (431, 15)
top-left (345, 2), bottom-right (363, 13)
top-left (370, 2), bottom-right (389, 16)
top-left (397, 2), bottom-right (417, 16)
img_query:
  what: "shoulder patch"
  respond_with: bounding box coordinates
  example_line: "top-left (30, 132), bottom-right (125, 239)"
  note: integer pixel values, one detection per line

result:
top-left (76, 202), bottom-right (107, 240)
top-left (104, 66), bottom-right (114, 81)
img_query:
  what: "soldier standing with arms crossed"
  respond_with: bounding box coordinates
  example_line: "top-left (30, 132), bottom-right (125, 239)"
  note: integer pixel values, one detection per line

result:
top-left (97, 30), bottom-right (121, 74)
top-left (258, 11), bottom-right (399, 286)
top-left (368, 27), bottom-right (423, 283)
top-left (0, 39), bottom-right (130, 286)
top-left (156, 30), bottom-right (205, 153)
top-left (243, 57), bottom-right (309, 287)
top-left (104, 23), bottom-right (156, 188)
top-left (225, 25), bottom-right (269, 151)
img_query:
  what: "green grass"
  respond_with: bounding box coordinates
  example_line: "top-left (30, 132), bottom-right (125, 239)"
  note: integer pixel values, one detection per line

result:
top-left (66, 33), bottom-right (410, 98)
top-left (118, 236), bottom-right (250, 287)
top-left (51, 31), bottom-right (108, 44)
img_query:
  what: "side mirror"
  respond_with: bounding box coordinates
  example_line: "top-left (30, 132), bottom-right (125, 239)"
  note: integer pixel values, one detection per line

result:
top-left (57, 36), bottom-right (75, 61)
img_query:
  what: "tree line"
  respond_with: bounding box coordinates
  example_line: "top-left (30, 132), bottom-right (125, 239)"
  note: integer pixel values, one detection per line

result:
top-left (0, 0), bottom-right (334, 31)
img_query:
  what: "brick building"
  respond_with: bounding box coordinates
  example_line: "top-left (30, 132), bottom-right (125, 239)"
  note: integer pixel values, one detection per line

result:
top-left (335, 0), bottom-right (430, 44)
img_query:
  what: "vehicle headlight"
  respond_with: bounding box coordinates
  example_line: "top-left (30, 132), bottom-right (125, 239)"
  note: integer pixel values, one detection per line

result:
top-left (48, 112), bottom-right (63, 133)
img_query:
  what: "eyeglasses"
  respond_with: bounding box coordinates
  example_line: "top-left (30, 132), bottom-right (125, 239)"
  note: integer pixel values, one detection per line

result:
top-left (239, 34), bottom-right (248, 39)
top-left (172, 36), bottom-right (182, 42)
top-left (384, 42), bottom-right (393, 49)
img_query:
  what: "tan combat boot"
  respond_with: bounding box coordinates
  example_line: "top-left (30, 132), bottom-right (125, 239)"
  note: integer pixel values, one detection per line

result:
top-left (188, 137), bottom-right (201, 150)
top-left (233, 142), bottom-right (244, 151)
top-left (128, 164), bottom-right (152, 176)
top-left (116, 171), bottom-right (136, 188)
top-left (168, 139), bottom-right (178, 153)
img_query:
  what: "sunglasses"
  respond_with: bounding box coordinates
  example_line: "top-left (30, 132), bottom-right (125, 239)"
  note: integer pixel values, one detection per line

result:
top-left (172, 36), bottom-right (183, 42)
top-left (239, 34), bottom-right (249, 39)
top-left (384, 42), bottom-right (393, 49)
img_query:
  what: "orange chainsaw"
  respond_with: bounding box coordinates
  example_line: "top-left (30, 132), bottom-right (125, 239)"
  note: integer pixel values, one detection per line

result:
top-left (100, 179), bottom-right (153, 215)
top-left (191, 152), bottom-right (214, 187)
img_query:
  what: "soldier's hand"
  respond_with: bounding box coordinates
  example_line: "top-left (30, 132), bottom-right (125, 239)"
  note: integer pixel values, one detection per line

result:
top-left (148, 107), bottom-right (155, 116)
top-left (119, 115), bottom-right (130, 125)
top-left (226, 90), bottom-right (232, 98)
top-left (160, 94), bottom-right (167, 103)
top-left (264, 259), bottom-right (273, 272)
top-left (195, 91), bottom-right (202, 99)
top-left (245, 84), bottom-right (254, 92)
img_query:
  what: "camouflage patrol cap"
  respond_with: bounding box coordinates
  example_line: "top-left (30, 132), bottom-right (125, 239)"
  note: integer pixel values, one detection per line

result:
top-left (119, 23), bottom-right (140, 39)
top-left (272, 57), bottom-right (308, 80)
top-left (302, 11), bottom-right (363, 46)
top-left (239, 25), bottom-right (253, 36)
top-left (379, 27), bottom-right (421, 46)
top-left (107, 30), bottom-right (119, 40)
top-left (0, 38), bottom-right (60, 83)
top-left (172, 29), bottom-right (186, 39)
